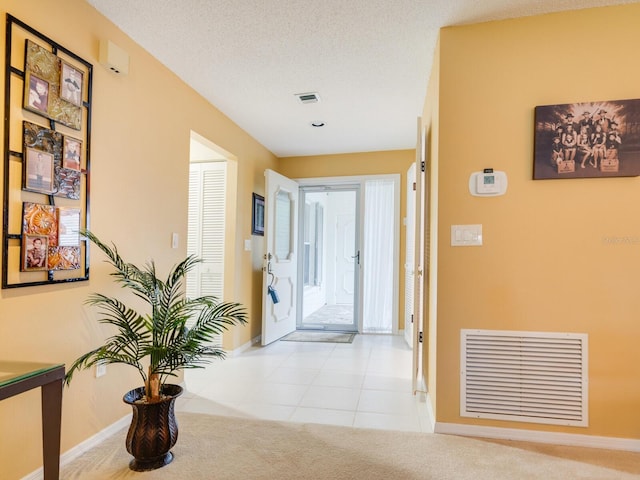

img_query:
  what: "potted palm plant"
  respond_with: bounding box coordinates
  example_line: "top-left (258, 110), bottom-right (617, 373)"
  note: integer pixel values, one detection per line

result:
top-left (65, 231), bottom-right (247, 471)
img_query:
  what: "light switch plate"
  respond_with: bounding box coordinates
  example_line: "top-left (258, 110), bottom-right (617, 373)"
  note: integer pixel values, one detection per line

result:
top-left (451, 224), bottom-right (482, 246)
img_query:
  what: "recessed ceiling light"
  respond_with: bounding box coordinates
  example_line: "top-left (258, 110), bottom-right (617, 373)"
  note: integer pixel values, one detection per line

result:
top-left (311, 121), bottom-right (325, 127)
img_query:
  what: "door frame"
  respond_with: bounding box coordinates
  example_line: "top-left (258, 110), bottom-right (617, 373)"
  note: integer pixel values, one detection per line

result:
top-left (295, 174), bottom-right (400, 334)
top-left (187, 131), bottom-right (238, 350)
top-left (404, 162), bottom-right (416, 347)
top-left (296, 184), bottom-right (361, 333)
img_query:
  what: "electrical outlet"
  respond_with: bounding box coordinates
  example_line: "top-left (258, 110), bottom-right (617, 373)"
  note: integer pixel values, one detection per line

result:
top-left (95, 362), bottom-right (107, 378)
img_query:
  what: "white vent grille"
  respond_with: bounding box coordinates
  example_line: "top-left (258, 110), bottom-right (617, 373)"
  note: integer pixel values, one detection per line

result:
top-left (295, 92), bottom-right (320, 104)
top-left (461, 329), bottom-right (588, 427)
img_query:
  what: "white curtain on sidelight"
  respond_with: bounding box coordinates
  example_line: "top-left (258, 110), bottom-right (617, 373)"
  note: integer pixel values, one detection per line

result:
top-left (362, 179), bottom-right (395, 333)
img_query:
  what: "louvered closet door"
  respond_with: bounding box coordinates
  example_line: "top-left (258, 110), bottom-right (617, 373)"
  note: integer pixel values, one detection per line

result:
top-left (186, 162), bottom-right (227, 342)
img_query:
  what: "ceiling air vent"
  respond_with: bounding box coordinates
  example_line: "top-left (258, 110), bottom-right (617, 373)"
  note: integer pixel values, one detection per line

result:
top-left (295, 92), bottom-right (320, 104)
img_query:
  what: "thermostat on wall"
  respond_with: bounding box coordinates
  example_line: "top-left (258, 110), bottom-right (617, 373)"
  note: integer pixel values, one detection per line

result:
top-left (469, 169), bottom-right (507, 197)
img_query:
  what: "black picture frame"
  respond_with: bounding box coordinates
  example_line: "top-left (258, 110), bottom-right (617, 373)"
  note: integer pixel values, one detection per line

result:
top-left (252, 193), bottom-right (265, 236)
top-left (4, 15), bottom-right (92, 289)
top-left (533, 98), bottom-right (640, 179)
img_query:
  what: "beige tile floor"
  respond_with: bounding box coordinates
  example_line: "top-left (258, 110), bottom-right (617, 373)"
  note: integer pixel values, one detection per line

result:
top-left (178, 334), bottom-right (433, 433)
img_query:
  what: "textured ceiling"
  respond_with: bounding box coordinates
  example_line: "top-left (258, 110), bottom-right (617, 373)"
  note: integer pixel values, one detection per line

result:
top-left (86, 0), bottom-right (635, 158)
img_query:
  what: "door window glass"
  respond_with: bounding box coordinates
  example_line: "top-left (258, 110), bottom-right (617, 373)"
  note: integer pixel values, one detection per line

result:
top-left (275, 190), bottom-right (291, 260)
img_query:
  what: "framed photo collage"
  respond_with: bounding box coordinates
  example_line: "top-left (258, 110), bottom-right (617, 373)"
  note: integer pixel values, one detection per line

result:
top-left (2, 15), bottom-right (92, 288)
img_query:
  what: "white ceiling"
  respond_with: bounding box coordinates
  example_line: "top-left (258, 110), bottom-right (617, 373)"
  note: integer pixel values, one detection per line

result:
top-left (86, 0), bottom-right (635, 158)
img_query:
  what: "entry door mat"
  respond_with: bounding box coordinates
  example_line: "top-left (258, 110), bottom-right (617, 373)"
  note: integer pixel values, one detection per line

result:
top-left (281, 331), bottom-right (356, 343)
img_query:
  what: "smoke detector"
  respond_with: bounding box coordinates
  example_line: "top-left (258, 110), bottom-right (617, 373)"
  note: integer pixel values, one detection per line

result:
top-left (295, 92), bottom-right (321, 104)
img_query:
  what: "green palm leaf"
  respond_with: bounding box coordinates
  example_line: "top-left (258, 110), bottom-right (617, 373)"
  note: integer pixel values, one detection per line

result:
top-left (65, 232), bottom-right (248, 400)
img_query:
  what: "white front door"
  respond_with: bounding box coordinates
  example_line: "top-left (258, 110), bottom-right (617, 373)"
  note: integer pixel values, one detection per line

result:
top-left (262, 169), bottom-right (299, 345)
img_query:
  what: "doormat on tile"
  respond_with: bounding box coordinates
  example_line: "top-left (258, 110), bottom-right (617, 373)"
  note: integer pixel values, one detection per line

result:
top-left (281, 331), bottom-right (356, 343)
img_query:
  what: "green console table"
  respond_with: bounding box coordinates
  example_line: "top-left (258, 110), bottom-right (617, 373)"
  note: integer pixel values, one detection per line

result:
top-left (0, 361), bottom-right (64, 480)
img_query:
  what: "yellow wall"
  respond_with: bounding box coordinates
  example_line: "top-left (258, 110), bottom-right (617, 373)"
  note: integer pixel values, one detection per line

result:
top-left (429, 4), bottom-right (640, 438)
top-left (279, 150), bottom-right (416, 331)
top-left (6, 0), bottom-right (639, 478)
top-left (279, 150), bottom-right (414, 180)
top-left (0, 1), bottom-right (277, 478)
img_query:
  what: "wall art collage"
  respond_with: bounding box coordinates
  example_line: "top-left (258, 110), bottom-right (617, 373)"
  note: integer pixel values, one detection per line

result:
top-left (2, 15), bottom-right (92, 288)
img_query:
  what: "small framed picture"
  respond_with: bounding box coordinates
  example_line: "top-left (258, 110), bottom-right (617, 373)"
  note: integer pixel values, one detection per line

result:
top-left (62, 136), bottom-right (82, 171)
top-left (24, 72), bottom-right (49, 114)
top-left (252, 193), bottom-right (265, 236)
top-left (22, 234), bottom-right (49, 271)
top-left (22, 202), bottom-right (58, 247)
top-left (59, 61), bottom-right (83, 107)
top-left (57, 207), bottom-right (81, 246)
top-left (24, 147), bottom-right (55, 194)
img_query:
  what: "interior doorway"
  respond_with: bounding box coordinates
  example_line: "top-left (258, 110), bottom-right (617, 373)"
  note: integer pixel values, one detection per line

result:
top-left (186, 133), bottom-right (229, 344)
top-left (262, 172), bottom-right (399, 343)
top-left (294, 175), bottom-right (400, 335)
top-left (297, 185), bottom-right (360, 333)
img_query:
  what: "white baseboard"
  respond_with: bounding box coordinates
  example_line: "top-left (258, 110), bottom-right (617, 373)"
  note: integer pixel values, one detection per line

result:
top-left (424, 390), bottom-right (436, 432)
top-left (435, 421), bottom-right (640, 452)
top-left (227, 335), bottom-right (261, 357)
top-left (417, 376), bottom-right (427, 394)
top-left (21, 413), bottom-right (132, 480)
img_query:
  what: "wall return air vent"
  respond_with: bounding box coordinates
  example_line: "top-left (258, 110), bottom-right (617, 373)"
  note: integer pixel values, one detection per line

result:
top-left (460, 329), bottom-right (588, 427)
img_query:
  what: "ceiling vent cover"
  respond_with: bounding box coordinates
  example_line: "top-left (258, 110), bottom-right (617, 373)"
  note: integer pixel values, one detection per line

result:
top-left (295, 92), bottom-right (320, 104)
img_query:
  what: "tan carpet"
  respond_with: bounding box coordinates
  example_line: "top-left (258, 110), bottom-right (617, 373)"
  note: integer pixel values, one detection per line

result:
top-left (62, 412), bottom-right (640, 479)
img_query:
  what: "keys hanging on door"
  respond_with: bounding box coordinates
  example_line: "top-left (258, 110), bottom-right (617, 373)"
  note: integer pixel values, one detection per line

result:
top-left (265, 253), bottom-right (280, 304)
